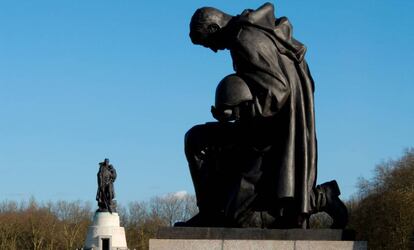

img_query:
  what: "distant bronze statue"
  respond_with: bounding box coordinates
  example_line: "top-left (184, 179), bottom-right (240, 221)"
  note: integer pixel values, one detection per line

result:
top-left (96, 158), bottom-right (117, 213)
top-left (178, 2), bottom-right (347, 229)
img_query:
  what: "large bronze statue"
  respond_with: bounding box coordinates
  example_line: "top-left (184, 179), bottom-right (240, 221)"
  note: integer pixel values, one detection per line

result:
top-left (96, 158), bottom-right (117, 213)
top-left (179, 2), bottom-right (347, 229)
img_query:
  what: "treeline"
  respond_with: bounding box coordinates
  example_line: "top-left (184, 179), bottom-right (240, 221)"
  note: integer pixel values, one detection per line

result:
top-left (348, 148), bottom-right (414, 249)
top-left (119, 193), bottom-right (197, 249)
top-left (0, 199), bottom-right (91, 250)
top-left (0, 193), bottom-right (197, 250)
top-left (1, 149), bottom-right (413, 250)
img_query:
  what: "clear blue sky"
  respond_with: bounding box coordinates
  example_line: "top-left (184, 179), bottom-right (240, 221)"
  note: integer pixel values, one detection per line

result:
top-left (1, 1), bottom-right (413, 206)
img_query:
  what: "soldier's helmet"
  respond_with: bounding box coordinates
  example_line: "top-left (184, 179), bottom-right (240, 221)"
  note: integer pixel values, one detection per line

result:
top-left (215, 74), bottom-right (253, 109)
top-left (212, 74), bottom-right (254, 122)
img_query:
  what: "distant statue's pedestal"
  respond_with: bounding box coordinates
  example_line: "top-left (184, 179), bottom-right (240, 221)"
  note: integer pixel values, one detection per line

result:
top-left (150, 227), bottom-right (367, 250)
top-left (84, 212), bottom-right (127, 250)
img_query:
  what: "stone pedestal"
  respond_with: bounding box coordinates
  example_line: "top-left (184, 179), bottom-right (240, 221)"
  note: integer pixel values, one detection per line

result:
top-left (84, 212), bottom-right (128, 250)
top-left (149, 227), bottom-right (367, 250)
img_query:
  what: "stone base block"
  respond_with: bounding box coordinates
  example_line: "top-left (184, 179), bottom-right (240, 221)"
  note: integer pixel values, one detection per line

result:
top-left (149, 227), bottom-right (367, 250)
top-left (149, 239), bottom-right (367, 250)
top-left (155, 227), bottom-right (356, 241)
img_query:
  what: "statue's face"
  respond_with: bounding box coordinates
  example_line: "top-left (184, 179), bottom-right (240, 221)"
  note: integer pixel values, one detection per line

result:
top-left (203, 25), bottom-right (224, 52)
top-left (190, 21), bottom-right (224, 52)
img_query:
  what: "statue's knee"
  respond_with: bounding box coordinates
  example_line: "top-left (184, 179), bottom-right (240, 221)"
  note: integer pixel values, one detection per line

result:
top-left (185, 124), bottom-right (207, 151)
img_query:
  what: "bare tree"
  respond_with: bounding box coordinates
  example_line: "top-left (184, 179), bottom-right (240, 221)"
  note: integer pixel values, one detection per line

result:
top-left (52, 200), bottom-right (92, 250)
top-left (23, 199), bottom-right (59, 250)
top-left (0, 212), bottom-right (22, 250)
top-left (149, 193), bottom-right (197, 226)
top-left (349, 148), bottom-right (414, 249)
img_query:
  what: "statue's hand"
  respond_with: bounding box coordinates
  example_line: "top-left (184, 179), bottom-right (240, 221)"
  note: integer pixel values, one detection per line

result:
top-left (211, 106), bottom-right (234, 122)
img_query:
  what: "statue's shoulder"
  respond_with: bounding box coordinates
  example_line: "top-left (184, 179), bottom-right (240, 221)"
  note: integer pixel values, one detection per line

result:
top-left (233, 24), bottom-right (271, 48)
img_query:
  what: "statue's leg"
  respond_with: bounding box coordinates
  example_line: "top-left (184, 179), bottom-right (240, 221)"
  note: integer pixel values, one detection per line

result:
top-left (310, 180), bottom-right (348, 228)
top-left (182, 122), bottom-right (237, 226)
top-left (222, 146), bottom-right (265, 227)
top-left (185, 124), bottom-right (217, 211)
top-left (180, 122), bottom-right (276, 228)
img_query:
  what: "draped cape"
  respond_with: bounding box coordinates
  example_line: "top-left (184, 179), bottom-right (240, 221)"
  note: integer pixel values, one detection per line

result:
top-left (229, 2), bottom-right (317, 213)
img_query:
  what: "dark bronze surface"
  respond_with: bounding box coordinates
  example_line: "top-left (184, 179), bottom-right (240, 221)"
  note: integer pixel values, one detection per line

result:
top-left (96, 158), bottom-right (117, 213)
top-left (180, 2), bottom-right (348, 229)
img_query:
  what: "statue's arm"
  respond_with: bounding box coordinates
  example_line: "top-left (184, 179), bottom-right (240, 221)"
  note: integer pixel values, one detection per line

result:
top-left (97, 172), bottom-right (101, 187)
top-left (110, 166), bottom-right (117, 181)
